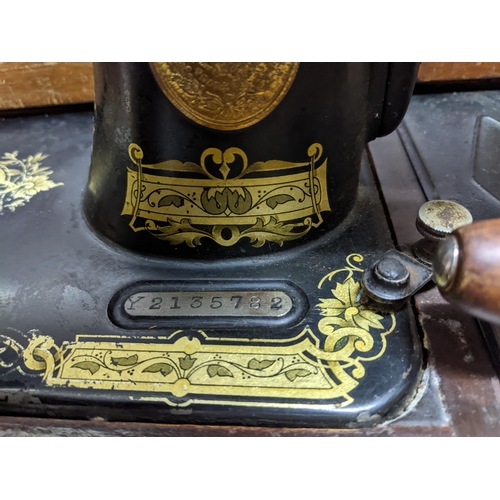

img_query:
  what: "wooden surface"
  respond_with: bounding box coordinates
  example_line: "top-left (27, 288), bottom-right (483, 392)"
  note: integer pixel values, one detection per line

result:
top-left (369, 133), bottom-right (500, 437)
top-left (0, 62), bottom-right (94, 110)
top-left (1, 63), bottom-right (500, 111)
top-left (418, 62), bottom-right (500, 82)
top-left (0, 416), bottom-right (453, 437)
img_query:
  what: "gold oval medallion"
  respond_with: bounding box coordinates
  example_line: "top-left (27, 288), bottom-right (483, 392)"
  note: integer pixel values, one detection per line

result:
top-left (150, 62), bottom-right (299, 131)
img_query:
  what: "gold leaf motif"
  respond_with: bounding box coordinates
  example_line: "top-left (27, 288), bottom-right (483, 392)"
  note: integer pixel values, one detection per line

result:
top-left (72, 361), bottom-right (101, 375)
top-left (318, 277), bottom-right (384, 331)
top-left (240, 217), bottom-right (311, 248)
top-left (158, 195), bottom-right (184, 208)
top-left (111, 354), bottom-right (138, 366)
top-left (0, 151), bottom-right (63, 215)
top-left (142, 363), bottom-right (174, 376)
top-left (207, 365), bottom-right (233, 378)
top-left (284, 368), bottom-right (313, 382)
top-left (247, 359), bottom-right (276, 371)
top-left (266, 194), bottom-right (295, 209)
top-left (147, 219), bottom-right (211, 247)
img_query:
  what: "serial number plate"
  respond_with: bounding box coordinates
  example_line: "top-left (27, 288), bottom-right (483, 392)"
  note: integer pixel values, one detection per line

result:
top-left (124, 291), bottom-right (292, 318)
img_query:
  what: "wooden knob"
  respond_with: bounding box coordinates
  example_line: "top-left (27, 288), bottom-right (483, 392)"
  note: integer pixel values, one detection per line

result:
top-left (434, 219), bottom-right (500, 324)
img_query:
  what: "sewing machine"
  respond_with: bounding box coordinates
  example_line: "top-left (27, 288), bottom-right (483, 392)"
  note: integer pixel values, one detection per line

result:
top-left (1, 63), bottom-right (499, 435)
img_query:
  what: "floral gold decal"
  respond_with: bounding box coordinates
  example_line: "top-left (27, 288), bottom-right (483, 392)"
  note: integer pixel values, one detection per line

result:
top-left (316, 254), bottom-right (392, 387)
top-left (0, 151), bottom-right (63, 214)
top-left (150, 62), bottom-right (299, 130)
top-left (122, 143), bottom-right (331, 247)
top-left (0, 255), bottom-right (395, 408)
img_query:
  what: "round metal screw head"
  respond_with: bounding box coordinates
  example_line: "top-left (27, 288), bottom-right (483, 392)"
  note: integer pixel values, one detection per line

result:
top-left (374, 257), bottom-right (410, 287)
top-left (416, 200), bottom-right (473, 242)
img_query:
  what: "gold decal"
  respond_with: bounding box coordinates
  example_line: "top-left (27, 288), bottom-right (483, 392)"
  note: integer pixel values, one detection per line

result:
top-left (150, 62), bottom-right (299, 130)
top-left (122, 143), bottom-right (331, 247)
top-left (1, 255), bottom-right (396, 409)
top-left (0, 151), bottom-right (63, 215)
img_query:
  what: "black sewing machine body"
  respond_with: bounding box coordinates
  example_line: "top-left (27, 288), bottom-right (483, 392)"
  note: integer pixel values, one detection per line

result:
top-left (3, 62), bottom-right (498, 432)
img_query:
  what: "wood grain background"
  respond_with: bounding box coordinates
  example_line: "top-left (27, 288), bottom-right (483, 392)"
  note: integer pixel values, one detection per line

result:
top-left (1, 62), bottom-right (499, 111)
top-left (418, 62), bottom-right (500, 82)
top-left (0, 62), bottom-right (94, 110)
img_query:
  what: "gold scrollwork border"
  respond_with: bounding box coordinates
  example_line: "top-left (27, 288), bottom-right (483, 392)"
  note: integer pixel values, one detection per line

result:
top-left (122, 142), bottom-right (331, 248)
top-left (0, 255), bottom-right (395, 409)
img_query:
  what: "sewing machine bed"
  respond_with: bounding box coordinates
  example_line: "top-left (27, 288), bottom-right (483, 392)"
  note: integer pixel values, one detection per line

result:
top-left (1, 91), bottom-right (500, 435)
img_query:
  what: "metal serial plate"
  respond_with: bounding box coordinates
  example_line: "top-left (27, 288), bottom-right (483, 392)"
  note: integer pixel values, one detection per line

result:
top-left (125, 291), bottom-right (292, 318)
top-left (109, 280), bottom-right (308, 330)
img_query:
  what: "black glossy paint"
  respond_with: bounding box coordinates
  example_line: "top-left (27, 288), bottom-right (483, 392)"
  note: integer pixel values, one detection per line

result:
top-left (0, 111), bottom-right (422, 427)
top-left (84, 63), bottom-right (417, 259)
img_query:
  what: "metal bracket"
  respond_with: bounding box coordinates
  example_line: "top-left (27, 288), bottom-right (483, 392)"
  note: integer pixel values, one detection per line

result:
top-left (362, 249), bottom-right (433, 312)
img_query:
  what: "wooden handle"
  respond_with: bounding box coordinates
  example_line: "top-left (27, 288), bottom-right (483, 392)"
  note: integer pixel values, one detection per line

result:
top-left (434, 219), bottom-right (500, 324)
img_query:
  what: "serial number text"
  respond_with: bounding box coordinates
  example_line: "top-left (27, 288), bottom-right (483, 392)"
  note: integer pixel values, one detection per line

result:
top-left (124, 291), bottom-right (293, 318)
